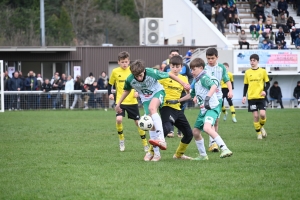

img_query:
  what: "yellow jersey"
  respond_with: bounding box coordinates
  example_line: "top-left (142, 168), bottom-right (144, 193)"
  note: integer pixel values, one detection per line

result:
top-left (244, 67), bottom-right (269, 100)
top-left (159, 74), bottom-right (188, 110)
top-left (221, 71), bottom-right (233, 89)
top-left (109, 66), bottom-right (138, 105)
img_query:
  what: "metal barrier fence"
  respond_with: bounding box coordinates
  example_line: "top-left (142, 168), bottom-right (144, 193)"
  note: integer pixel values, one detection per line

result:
top-left (1, 90), bottom-right (112, 111)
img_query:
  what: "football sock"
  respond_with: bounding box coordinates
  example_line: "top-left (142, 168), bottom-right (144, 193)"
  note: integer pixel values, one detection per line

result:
top-left (214, 135), bottom-right (228, 151)
top-left (149, 130), bottom-right (157, 140)
top-left (222, 105), bottom-right (226, 113)
top-left (195, 139), bottom-right (207, 156)
top-left (254, 122), bottom-right (261, 135)
top-left (175, 142), bottom-right (188, 157)
top-left (148, 145), bottom-right (154, 155)
top-left (151, 113), bottom-right (165, 141)
top-left (153, 146), bottom-right (160, 156)
top-left (149, 130), bottom-right (160, 156)
top-left (137, 127), bottom-right (148, 147)
top-left (230, 105), bottom-right (236, 117)
top-left (209, 136), bottom-right (215, 147)
top-left (259, 118), bottom-right (266, 127)
top-left (116, 123), bottom-right (124, 140)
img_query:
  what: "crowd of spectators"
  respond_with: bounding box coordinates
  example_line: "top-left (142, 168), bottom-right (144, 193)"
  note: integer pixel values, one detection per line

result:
top-left (2, 70), bottom-right (109, 110)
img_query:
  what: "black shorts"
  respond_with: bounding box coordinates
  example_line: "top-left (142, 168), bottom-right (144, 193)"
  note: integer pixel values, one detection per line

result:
top-left (116, 104), bottom-right (140, 120)
top-left (222, 88), bottom-right (229, 99)
top-left (248, 99), bottom-right (266, 112)
top-left (159, 106), bottom-right (190, 128)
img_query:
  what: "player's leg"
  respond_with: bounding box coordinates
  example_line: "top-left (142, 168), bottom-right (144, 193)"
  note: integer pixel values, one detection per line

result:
top-left (116, 111), bottom-right (125, 151)
top-left (221, 88), bottom-right (228, 121)
top-left (258, 100), bottom-right (267, 138)
top-left (191, 112), bottom-right (209, 160)
top-left (124, 104), bottom-right (149, 151)
top-left (226, 96), bottom-right (237, 123)
top-left (249, 100), bottom-right (262, 139)
top-left (173, 110), bottom-right (193, 160)
top-left (203, 110), bottom-right (232, 158)
top-left (208, 99), bottom-right (223, 152)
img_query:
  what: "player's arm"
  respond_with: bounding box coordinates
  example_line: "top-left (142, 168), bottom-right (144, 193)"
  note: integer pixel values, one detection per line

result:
top-left (222, 65), bottom-right (233, 98)
top-left (108, 72), bottom-right (116, 100)
top-left (242, 84), bottom-right (248, 104)
top-left (262, 81), bottom-right (270, 97)
top-left (203, 81), bottom-right (217, 110)
top-left (115, 90), bottom-right (130, 113)
top-left (168, 72), bottom-right (190, 91)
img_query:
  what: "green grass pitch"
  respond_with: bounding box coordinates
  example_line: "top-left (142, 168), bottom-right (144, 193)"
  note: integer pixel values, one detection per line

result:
top-left (0, 108), bottom-right (300, 199)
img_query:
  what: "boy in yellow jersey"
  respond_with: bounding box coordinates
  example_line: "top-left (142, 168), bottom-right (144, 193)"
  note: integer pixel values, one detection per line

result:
top-left (108, 51), bottom-right (149, 152)
top-left (221, 62), bottom-right (237, 123)
top-left (242, 54), bottom-right (270, 139)
top-left (158, 55), bottom-right (193, 160)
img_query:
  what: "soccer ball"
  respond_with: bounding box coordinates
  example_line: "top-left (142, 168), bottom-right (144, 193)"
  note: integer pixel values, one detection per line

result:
top-left (138, 115), bottom-right (153, 131)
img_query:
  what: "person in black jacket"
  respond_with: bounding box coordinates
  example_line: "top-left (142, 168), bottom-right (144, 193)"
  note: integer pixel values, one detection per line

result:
top-left (278, 0), bottom-right (289, 17)
top-left (196, 0), bottom-right (204, 12)
top-left (255, 2), bottom-right (266, 22)
top-left (41, 78), bottom-right (52, 109)
top-left (270, 81), bottom-right (284, 109)
top-left (8, 71), bottom-right (23, 110)
top-left (25, 71), bottom-right (38, 109)
top-left (293, 81), bottom-right (300, 108)
top-left (215, 4), bottom-right (226, 34)
top-left (203, 0), bottom-right (212, 21)
top-left (3, 70), bottom-right (10, 110)
top-left (51, 74), bottom-right (62, 109)
top-left (70, 76), bottom-right (83, 109)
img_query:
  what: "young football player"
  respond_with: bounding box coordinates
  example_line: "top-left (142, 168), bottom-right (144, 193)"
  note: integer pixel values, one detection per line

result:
top-left (108, 51), bottom-right (149, 152)
top-left (221, 62), bottom-right (237, 123)
top-left (178, 58), bottom-right (233, 159)
top-left (115, 59), bottom-right (190, 162)
top-left (242, 54), bottom-right (270, 139)
top-left (159, 55), bottom-right (193, 160)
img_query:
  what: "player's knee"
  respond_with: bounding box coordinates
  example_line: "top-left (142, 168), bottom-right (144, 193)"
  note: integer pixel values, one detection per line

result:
top-left (148, 106), bottom-right (157, 115)
top-left (116, 116), bottom-right (122, 124)
top-left (227, 99), bottom-right (233, 106)
top-left (181, 130), bottom-right (193, 143)
top-left (203, 124), bottom-right (213, 133)
top-left (163, 122), bottom-right (173, 137)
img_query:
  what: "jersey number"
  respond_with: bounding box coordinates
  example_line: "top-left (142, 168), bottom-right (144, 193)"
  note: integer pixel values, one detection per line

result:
top-left (141, 89), bottom-right (153, 97)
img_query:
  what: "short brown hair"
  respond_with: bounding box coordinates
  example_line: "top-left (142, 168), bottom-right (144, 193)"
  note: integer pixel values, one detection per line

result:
top-left (190, 58), bottom-right (205, 69)
top-left (118, 51), bottom-right (130, 61)
top-left (223, 62), bottom-right (229, 67)
top-left (130, 60), bottom-right (145, 76)
top-left (170, 55), bottom-right (183, 66)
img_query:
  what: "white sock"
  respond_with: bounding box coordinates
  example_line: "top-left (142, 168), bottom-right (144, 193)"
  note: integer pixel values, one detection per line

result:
top-left (153, 146), bottom-right (160, 156)
top-left (151, 113), bottom-right (165, 142)
top-left (195, 139), bottom-right (207, 156)
top-left (209, 136), bottom-right (215, 147)
top-left (149, 130), bottom-right (157, 140)
top-left (214, 135), bottom-right (228, 150)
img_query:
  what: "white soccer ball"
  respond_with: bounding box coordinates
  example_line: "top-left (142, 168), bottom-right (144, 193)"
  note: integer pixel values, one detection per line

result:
top-left (138, 115), bottom-right (153, 131)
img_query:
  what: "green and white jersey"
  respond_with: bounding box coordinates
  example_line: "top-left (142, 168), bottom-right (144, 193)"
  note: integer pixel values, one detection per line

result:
top-left (124, 68), bottom-right (169, 102)
top-left (191, 71), bottom-right (219, 114)
top-left (205, 63), bottom-right (229, 99)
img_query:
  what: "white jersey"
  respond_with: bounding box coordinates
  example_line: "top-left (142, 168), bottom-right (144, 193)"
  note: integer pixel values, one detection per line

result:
top-left (124, 68), bottom-right (169, 102)
top-left (204, 63), bottom-right (230, 99)
top-left (191, 71), bottom-right (219, 114)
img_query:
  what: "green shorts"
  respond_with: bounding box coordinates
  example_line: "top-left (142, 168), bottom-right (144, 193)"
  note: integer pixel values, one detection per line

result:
top-left (217, 99), bottom-right (223, 118)
top-left (143, 90), bottom-right (165, 115)
top-left (194, 107), bottom-right (219, 131)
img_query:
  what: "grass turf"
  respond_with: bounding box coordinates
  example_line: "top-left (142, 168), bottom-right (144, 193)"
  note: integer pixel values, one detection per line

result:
top-left (0, 108), bottom-right (299, 199)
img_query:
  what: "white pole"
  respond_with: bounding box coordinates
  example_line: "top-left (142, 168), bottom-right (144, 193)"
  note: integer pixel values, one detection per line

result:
top-left (40, 0), bottom-right (45, 46)
top-left (1, 60), bottom-right (4, 112)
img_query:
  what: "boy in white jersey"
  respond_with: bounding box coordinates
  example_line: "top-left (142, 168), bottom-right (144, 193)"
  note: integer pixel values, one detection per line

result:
top-left (115, 59), bottom-right (190, 162)
top-left (204, 48), bottom-right (233, 152)
top-left (178, 58), bottom-right (233, 159)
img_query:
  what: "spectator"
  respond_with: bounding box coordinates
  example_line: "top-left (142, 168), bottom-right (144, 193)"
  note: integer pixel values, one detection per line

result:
top-left (261, 39), bottom-right (271, 49)
top-left (196, 0), bottom-right (204, 12)
top-left (255, 20), bottom-right (265, 40)
top-left (65, 75), bottom-right (74, 109)
top-left (258, 32), bottom-right (273, 49)
top-left (36, 73), bottom-right (43, 90)
top-left (41, 78), bottom-right (52, 109)
top-left (275, 27), bottom-right (286, 46)
top-left (3, 70), bottom-right (10, 110)
top-left (18, 71), bottom-right (26, 108)
top-left (293, 81), bottom-right (300, 108)
top-left (270, 81), bottom-right (284, 109)
top-left (228, 0), bottom-right (235, 7)
top-left (232, 4), bottom-right (239, 16)
top-left (184, 47), bottom-right (195, 64)
top-left (161, 49), bottom-right (179, 71)
top-left (215, 4), bottom-right (226, 35)
top-left (51, 74), bottom-right (62, 109)
top-left (286, 16), bottom-right (295, 29)
top-left (203, 0), bottom-right (212, 21)
top-left (255, 2), bottom-right (266, 22)
top-left (291, 26), bottom-right (299, 45)
top-left (276, 13), bottom-right (287, 28)
top-left (270, 0), bottom-right (279, 17)
top-left (238, 30), bottom-right (250, 49)
top-left (50, 72), bottom-right (59, 84)
top-left (264, 3), bottom-right (275, 23)
top-left (82, 84), bottom-right (90, 110)
top-left (249, 21), bottom-right (257, 40)
top-left (8, 71), bottom-right (23, 111)
top-left (60, 73), bottom-right (67, 108)
top-left (227, 8), bottom-right (235, 33)
top-left (70, 76), bottom-right (83, 109)
top-left (295, 33), bottom-right (300, 49)
top-left (249, 0), bottom-right (257, 12)
top-left (89, 81), bottom-right (100, 109)
top-left (297, 1), bottom-right (300, 16)
top-left (278, 0), bottom-right (289, 17)
top-left (233, 15), bottom-right (242, 33)
top-left (25, 71), bottom-right (38, 109)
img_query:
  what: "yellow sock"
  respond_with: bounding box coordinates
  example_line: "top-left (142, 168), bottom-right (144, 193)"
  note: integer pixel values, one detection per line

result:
top-left (259, 118), bottom-right (266, 127)
top-left (116, 123), bottom-right (124, 140)
top-left (137, 127), bottom-right (148, 146)
top-left (253, 122), bottom-right (261, 135)
top-left (222, 105), bottom-right (226, 113)
top-left (230, 106), bottom-right (236, 117)
top-left (148, 145), bottom-right (154, 155)
top-left (175, 142), bottom-right (189, 157)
